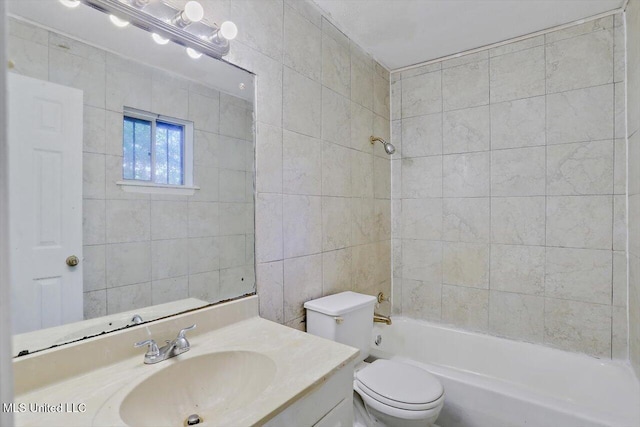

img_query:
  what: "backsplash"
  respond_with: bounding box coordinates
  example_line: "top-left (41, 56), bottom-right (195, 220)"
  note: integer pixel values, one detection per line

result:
top-left (391, 15), bottom-right (626, 358)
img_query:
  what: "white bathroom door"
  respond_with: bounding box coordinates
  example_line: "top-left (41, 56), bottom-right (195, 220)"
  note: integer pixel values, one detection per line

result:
top-left (8, 73), bottom-right (84, 334)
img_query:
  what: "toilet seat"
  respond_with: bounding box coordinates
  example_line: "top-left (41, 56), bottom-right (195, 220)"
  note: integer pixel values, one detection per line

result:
top-left (354, 360), bottom-right (444, 411)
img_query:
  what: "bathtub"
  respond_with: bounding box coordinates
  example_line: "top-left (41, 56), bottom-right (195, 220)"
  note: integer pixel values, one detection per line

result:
top-left (368, 317), bottom-right (640, 427)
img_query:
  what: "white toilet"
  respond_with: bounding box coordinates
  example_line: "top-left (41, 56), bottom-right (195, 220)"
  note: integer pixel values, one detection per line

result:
top-left (304, 292), bottom-right (444, 427)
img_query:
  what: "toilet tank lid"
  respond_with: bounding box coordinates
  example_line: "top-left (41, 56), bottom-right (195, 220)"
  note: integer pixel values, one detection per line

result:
top-left (304, 291), bottom-right (377, 316)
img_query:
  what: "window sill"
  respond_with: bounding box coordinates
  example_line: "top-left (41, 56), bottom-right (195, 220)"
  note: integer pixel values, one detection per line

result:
top-left (116, 181), bottom-right (200, 196)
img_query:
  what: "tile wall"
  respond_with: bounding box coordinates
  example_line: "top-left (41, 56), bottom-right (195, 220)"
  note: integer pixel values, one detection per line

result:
top-left (7, 18), bottom-right (255, 318)
top-left (391, 15), bottom-right (626, 358)
top-left (627, 0), bottom-right (640, 376)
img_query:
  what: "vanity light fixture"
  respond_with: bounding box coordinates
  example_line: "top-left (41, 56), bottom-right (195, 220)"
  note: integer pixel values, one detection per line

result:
top-left (66, 0), bottom-right (237, 58)
top-left (152, 33), bottom-right (170, 45)
top-left (109, 14), bottom-right (130, 27)
top-left (60, 0), bottom-right (81, 8)
top-left (186, 47), bottom-right (202, 59)
top-left (173, 1), bottom-right (204, 28)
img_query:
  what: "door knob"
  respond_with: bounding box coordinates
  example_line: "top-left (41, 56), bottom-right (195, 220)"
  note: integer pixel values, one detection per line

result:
top-left (66, 255), bottom-right (79, 267)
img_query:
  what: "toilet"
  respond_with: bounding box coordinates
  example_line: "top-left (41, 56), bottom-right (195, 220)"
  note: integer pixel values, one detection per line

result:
top-left (304, 292), bottom-right (444, 427)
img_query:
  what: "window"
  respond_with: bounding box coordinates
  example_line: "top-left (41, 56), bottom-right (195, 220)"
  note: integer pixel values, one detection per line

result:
top-left (118, 107), bottom-right (196, 195)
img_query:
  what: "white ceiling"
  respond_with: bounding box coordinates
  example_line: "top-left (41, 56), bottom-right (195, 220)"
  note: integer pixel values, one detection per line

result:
top-left (312, 0), bottom-right (625, 70)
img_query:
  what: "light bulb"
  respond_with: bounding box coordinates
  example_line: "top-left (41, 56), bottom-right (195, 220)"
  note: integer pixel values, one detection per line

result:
top-left (182, 1), bottom-right (204, 23)
top-left (109, 15), bottom-right (130, 28)
top-left (186, 48), bottom-right (202, 59)
top-left (60, 0), bottom-right (81, 8)
top-left (152, 33), bottom-right (169, 45)
top-left (219, 21), bottom-right (238, 40)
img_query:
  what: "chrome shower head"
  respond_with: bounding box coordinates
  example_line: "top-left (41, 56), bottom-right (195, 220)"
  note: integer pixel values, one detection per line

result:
top-left (370, 136), bottom-right (396, 155)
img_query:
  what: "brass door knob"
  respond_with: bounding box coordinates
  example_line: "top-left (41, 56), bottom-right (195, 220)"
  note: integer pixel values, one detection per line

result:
top-left (66, 255), bottom-right (79, 267)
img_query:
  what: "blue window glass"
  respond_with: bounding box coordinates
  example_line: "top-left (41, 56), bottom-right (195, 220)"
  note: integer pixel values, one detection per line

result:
top-left (155, 121), bottom-right (184, 185)
top-left (122, 116), bottom-right (152, 181)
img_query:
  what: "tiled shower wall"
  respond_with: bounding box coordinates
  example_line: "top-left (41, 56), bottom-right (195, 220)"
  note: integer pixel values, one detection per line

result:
top-left (391, 15), bottom-right (627, 358)
top-left (8, 18), bottom-right (255, 319)
top-left (206, 0), bottom-right (392, 328)
top-left (627, 0), bottom-right (640, 376)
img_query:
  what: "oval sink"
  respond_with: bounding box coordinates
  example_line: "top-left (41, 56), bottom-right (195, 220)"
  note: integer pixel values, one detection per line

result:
top-left (119, 351), bottom-right (276, 427)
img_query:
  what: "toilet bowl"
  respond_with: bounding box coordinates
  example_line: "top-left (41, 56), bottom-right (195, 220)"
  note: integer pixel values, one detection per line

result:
top-left (304, 292), bottom-right (445, 427)
top-left (353, 360), bottom-right (444, 427)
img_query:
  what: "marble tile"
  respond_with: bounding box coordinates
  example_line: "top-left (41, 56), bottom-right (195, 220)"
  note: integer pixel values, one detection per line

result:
top-left (351, 102), bottom-right (374, 152)
top-left (83, 153), bottom-right (106, 200)
top-left (83, 199), bottom-right (106, 246)
top-left (545, 16), bottom-right (612, 44)
top-left (442, 51), bottom-right (488, 69)
top-left (442, 60), bottom-right (489, 111)
top-left (402, 198), bottom-right (443, 240)
top-left (490, 96), bottom-right (545, 150)
top-left (490, 244), bottom-right (545, 295)
top-left (107, 282), bottom-right (152, 314)
top-left (400, 62), bottom-right (441, 79)
top-left (546, 140), bottom-right (614, 195)
top-left (322, 248), bottom-right (353, 295)
top-left (322, 33), bottom-right (350, 98)
top-left (546, 30), bottom-right (613, 93)
top-left (442, 285), bottom-right (489, 332)
top-left (546, 196), bottom-right (613, 249)
top-left (7, 36), bottom-right (48, 80)
top-left (401, 71), bottom-right (442, 118)
top-left (544, 298), bottom-right (611, 358)
top-left (443, 152), bottom-right (490, 197)
top-left (105, 200), bottom-right (150, 244)
top-left (547, 85), bottom-right (614, 144)
top-left (402, 240), bottom-right (442, 283)
top-left (255, 194), bottom-right (283, 263)
top-left (256, 123), bottom-right (282, 193)
top-left (612, 305), bottom-right (628, 360)
top-left (351, 150), bottom-right (374, 198)
top-left (443, 105), bottom-right (490, 154)
top-left (282, 130), bottom-right (321, 195)
top-left (152, 276), bottom-right (189, 305)
top-left (194, 131), bottom-right (220, 169)
top-left (283, 67), bottom-right (321, 138)
top-left (489, 35), bottom-right (545, 57)
top-left (613, 251), bottom-right (627, 307)
top-left (151, 239), bottom-right (189, 280)
top-left (401, 114), bottom-right (442, 157)
top-left (374, 199), bottom-right (391, 241)
top-left (615, 82), bottom-right (626, 139)
top-left (8, 18), bottom-right (48, 45)
top-left (351, 55), bottom-right (373, 110)
top-left (402, 156), bottom-right (442, 198)
top-left (321, 142), bottom-right (351, 197)
top-left (219, 95), bottom-right (252, 141)
top-left (105, 60), bottom-right (153, 113)
top-left (284, 0), bottom-right (322, 27)
top-left (230, 0), bottom-right (283, 61)
top-left (614, 195), bottom-right (626, 252)
top-left (351, 198), bottom-right (375, 246)
top-left (218, 235), bottom-right (246, 270)
top-left (443, 242), bottom-right (489, 288)
top-left (151, 70), bottom-right (189, 119)
top-left (284, 5), bottom-right (321, 81)
top-left (84, 290), bottom-right (107, 319)
top-left (322, 196), bottom-right (351, 251)
top-left (490, 46), bottom-right (545, 103)
top-left (391, 80), bottom-right (402, 121)
top-left (219, 169), bottom-right (246, 203)
top-left (50, 49), bottom-right (106, 108)
top-left (83, 245), bottom-right (106, 292)
top-left (283, 195), bottom-right (322, 258)
top-left (374, 156), bottom-right (391, 199)
top-left (443, 198), bottom-right (490, 243)
top-left (491, 146), bottom-right (546, 196)
top-left (546, 247), bottom-right (612, 304)
top-left (402, 280), bottom-right (442, 321)
top-left (191, 165), bottom-right (220, 202)
top-left (283, 254), bottom-right (323, 322)
top-left (322, 87), bottom-right (351, 146)
top-left (188, 237), bottom-right (219, 274)
top-left (188, 202), bottom-right (219, 238)
top-left (374, 72), bottom-right (390, 118)
top-left (257, 261), bottom-right (284, 323)
top-left (491, 197), bottom-right (545, 245)
top-left (614, 22), bottom-right (625, 83)
top-left (188, 270), bottom-right (220, 303)
top-left (188, 91), bottom-right (220, 134)
top-left (83, 106), bottom-right (106, 154)
top-left (489, 291), bottom-right (544, 343)
top-left (151, 201), bottom-right (188, 240)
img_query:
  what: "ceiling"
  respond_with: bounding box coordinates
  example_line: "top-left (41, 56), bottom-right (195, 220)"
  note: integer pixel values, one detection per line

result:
top-left (312, 0), bottom-right (625, 70)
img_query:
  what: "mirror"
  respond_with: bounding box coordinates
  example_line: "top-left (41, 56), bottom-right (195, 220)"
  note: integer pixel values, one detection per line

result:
top-left (7, 0), bottom-right (256, 356)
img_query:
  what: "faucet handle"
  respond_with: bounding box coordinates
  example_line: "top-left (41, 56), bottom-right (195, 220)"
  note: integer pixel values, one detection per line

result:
top-left (135, 339), bottom-right (160, 357)
top-left (177, 324), bottom-right (196, 339)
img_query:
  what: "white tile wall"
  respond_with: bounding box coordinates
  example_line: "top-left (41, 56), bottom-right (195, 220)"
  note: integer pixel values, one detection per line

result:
top-left (392, 15), bottom-right (625, 359)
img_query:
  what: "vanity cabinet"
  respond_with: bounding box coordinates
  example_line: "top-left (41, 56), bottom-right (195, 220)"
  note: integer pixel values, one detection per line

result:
top-left (263, 361), bottom-right (355, 427)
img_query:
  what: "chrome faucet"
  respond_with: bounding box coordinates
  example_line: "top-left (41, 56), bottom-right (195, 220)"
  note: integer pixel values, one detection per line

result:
top-left (134, 324), bottom-right (196, 364)
top-left (131, 314), bottom-right (144, 325)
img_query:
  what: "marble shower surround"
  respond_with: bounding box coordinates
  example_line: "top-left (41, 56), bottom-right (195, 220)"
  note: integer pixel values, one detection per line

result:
top-left (391, 15), bottom-right (626, 359)
top-left (7, 18), bottom-right (255, 319)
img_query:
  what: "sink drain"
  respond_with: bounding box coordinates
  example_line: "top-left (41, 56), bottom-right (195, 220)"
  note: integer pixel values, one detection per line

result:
top-left (185, 414), bottom-right (202, 425)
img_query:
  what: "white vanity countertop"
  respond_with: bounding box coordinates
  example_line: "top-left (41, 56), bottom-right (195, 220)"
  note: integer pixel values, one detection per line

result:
top-left (13, 312), bottom-right (359, 426)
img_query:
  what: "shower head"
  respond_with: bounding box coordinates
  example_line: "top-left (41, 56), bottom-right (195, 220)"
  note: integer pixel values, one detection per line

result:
top-left (370, 136), bottom-right (396, 155)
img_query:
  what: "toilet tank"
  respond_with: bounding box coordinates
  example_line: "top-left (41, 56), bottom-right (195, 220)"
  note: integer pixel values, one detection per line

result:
top-left (304, 292), bottom-right (377, 361)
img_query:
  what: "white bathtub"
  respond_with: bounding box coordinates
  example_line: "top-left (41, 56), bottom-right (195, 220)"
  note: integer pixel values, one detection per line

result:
top-left (368, 317), bottom-right (640, 427)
